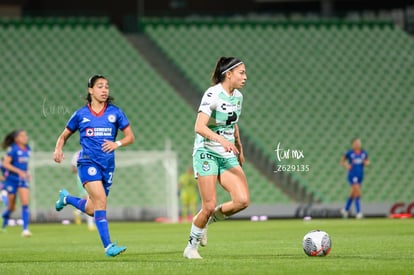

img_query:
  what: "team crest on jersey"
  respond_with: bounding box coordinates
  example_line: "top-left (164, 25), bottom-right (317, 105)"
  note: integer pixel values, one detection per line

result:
top-left (88, 167), bottom-right (97, 176)
top-left (86, 128), bottom-right (94, 136)
top-left (108, 114), bottom-right (116, 123)
top-left (202, 161), bottom-right (210, 171)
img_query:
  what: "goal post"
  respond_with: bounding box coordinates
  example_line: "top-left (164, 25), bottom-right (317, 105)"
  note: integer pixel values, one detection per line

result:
top-left (29, 150), bottom-right (179, 223)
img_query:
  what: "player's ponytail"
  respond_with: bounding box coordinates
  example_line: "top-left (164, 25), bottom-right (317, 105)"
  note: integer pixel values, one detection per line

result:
top-left (211, 56), bottom-right (243, 85)
top-left (1, 129), bottom-right (22, 149)
top-left (86, 75), bottom-right (114, 104)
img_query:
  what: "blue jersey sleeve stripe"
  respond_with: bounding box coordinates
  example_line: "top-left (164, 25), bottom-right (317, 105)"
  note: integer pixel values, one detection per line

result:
top-left (120, 123), bottom-right (130, 131)
top-left (65, 126), bottom-right (75, 133)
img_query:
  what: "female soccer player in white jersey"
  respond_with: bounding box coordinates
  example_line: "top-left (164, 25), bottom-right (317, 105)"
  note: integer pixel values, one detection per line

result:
top-left (183, 57), bottom-right (249, 259)
top-left (53, 75), bottom-right (135, 257)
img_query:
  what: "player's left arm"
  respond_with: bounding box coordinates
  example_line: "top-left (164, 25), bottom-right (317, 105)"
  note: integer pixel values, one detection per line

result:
top-left (102, 125), bottom-right (135, 153)
top-left (363, 155), bottom-right (370, 166)
top-left (234, 124), bottom-right (245, 166)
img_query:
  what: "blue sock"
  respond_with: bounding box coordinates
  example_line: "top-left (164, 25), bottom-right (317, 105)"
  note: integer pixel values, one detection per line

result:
top-left (355, 197), bottom-right (361, 213)
top-left (2, 209), bottom-right (11, 229)
top-left (22, 205), bottom-right (29, 230)
top-left (345, 197), bottom-right (353, 211)
top-left (66, 196), bottom-right (87, 213)
top-left (94, 210), bottom-right (111, 248)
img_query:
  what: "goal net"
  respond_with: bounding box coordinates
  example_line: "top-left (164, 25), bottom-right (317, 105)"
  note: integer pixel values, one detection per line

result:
top-left (28, 150), bottom-right (179, 223)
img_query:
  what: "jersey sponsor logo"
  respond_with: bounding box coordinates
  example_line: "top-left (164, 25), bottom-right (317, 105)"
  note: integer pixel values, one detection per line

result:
top-left (216, 130), bottom-right (233, 136)
top-left (18, 157), bottom-right (29, 163)
top-left (87, 167), bottom-right (97, 176)
top-left (85, 127), bottom-right (113, 137)
top-left (86, 128), bottom-right (94, 136)
top-left (108, 114), bottom-right (116, 123)
top-left (81, 117), bottom-right (91, 123)
top-left (202, 161), bottom-right (210, 171)
top-left (220, 103), bottom-right (237, 111)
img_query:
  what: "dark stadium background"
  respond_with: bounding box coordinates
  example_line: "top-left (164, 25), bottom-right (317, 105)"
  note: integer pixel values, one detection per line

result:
top-left (0, 0), bottom-right (413, 221)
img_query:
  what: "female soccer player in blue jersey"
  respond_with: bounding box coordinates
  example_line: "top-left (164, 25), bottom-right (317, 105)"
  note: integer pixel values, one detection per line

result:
top-left (340, 138), bottom-right (369, 219)
top-left (53, 75), bottom-right (135, 257)
top-left (1, 129), bottom-right (32, 236)
top-left (0, 157), bottom-right (9, 208)
top-left (183, 57), bottom-right (249, 259)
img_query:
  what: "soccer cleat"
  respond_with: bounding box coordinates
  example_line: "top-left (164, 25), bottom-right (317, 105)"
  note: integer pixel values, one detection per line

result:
top-left (200, 228), bottom-right (208, 247)
top-left (55, 189), bottom-right (69, 211)
top-left (21, 229), bottom-right (32, 237)
top-left (340, 209), bottom-right (348, 219)
top-left (183, 246), bottom-right (202, 259)
top-left (356, 213), bottom-right (364, 219)
top-left (105, 243), bottom-right (127, 257)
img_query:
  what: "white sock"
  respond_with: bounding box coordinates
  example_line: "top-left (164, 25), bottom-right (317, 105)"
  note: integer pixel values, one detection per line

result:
top-left (187, 223), bottom-right (203, 248)
top-left (87, 215), bottom-right (95, 228)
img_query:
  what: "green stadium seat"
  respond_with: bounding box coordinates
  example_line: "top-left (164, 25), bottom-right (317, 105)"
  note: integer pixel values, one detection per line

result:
top-left (142, 18), bottom-right (414, 203)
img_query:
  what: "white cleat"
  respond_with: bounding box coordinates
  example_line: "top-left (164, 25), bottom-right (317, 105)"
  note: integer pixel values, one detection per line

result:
top-left (340, 209), bottom-right (349, 219)
top-left (200, 228), bottom-right (208, 247)
top-left (21, 229), bottom-right (32, 237)
top-left (183, 246), bottom-right (202, 259)
top-left (355, 213), bottom-right (364, 219)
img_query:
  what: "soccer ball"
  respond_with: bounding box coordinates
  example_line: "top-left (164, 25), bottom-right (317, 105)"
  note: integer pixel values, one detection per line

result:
top-left (302, 230), bottom-right (332, 256)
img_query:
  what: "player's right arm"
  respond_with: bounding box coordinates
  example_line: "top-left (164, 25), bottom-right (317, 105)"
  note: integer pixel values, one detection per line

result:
top-left (340, 154), bottom-right (351, 170)
top-left (53, 128), bottom-right (73, 163)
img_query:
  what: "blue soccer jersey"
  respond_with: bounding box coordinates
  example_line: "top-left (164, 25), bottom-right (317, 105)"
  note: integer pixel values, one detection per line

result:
top-left (66, 104), bottom-right (130, 169)
top-left (344, 149), bottom-right (368, 183)
top-left (5, 143), bottom-right (30, 181)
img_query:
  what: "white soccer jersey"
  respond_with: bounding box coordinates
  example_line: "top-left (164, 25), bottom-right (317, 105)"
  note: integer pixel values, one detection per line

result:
top-left (193, 83), bottom-right (243, 158)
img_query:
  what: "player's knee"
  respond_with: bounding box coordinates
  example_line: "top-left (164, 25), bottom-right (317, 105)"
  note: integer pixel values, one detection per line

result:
top-left (233, 196), bottom-right (249, 211)
top-left (202, 201), bottom-right (216, 216)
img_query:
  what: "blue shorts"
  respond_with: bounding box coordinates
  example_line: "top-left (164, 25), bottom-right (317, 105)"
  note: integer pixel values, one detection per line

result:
top-left (4, 178), bottom-right (29, 194)
top-left (78, 163), bottom-right (114, 197)
top-left (348, 174), bottom-right (363, 185)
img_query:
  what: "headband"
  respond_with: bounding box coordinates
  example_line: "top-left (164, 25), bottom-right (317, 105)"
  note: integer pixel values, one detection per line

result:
top-left (13, 129), bottom-right (24, 137)
top-left (221, 61), bottom-right (243, 75)
top-left (88, 75), bottom-right (105, 88)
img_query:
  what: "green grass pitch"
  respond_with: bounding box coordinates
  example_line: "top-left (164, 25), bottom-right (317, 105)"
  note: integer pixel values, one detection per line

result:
top-left (0, 218), bottom-right (413, 274)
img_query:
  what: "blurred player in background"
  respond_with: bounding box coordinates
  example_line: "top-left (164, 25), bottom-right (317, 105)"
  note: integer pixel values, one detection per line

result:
top-left (340, 137), bottom-right (369, 219)
top-left (178, 166), bottom-right (199, 222)
top-left (71, 150), bottom-right (95, 230)
top-left (1, 130), bottom-right (32, 236)
top-left (183, 57), bottom-right (249, 259)
top-left (0, 157), bottom-right (9, 208)
top-left (53, 75), bottom-right (135, 257)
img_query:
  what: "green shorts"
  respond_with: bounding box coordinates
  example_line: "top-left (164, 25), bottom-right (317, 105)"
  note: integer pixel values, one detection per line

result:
top-left (193, 150), bottom-right (240, 178)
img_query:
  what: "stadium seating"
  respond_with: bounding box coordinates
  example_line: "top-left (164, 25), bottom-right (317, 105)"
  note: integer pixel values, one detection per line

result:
top-left (0, 17), bottom-right (292, 210)
top-left (142, 18), bottom-right (414, 203)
